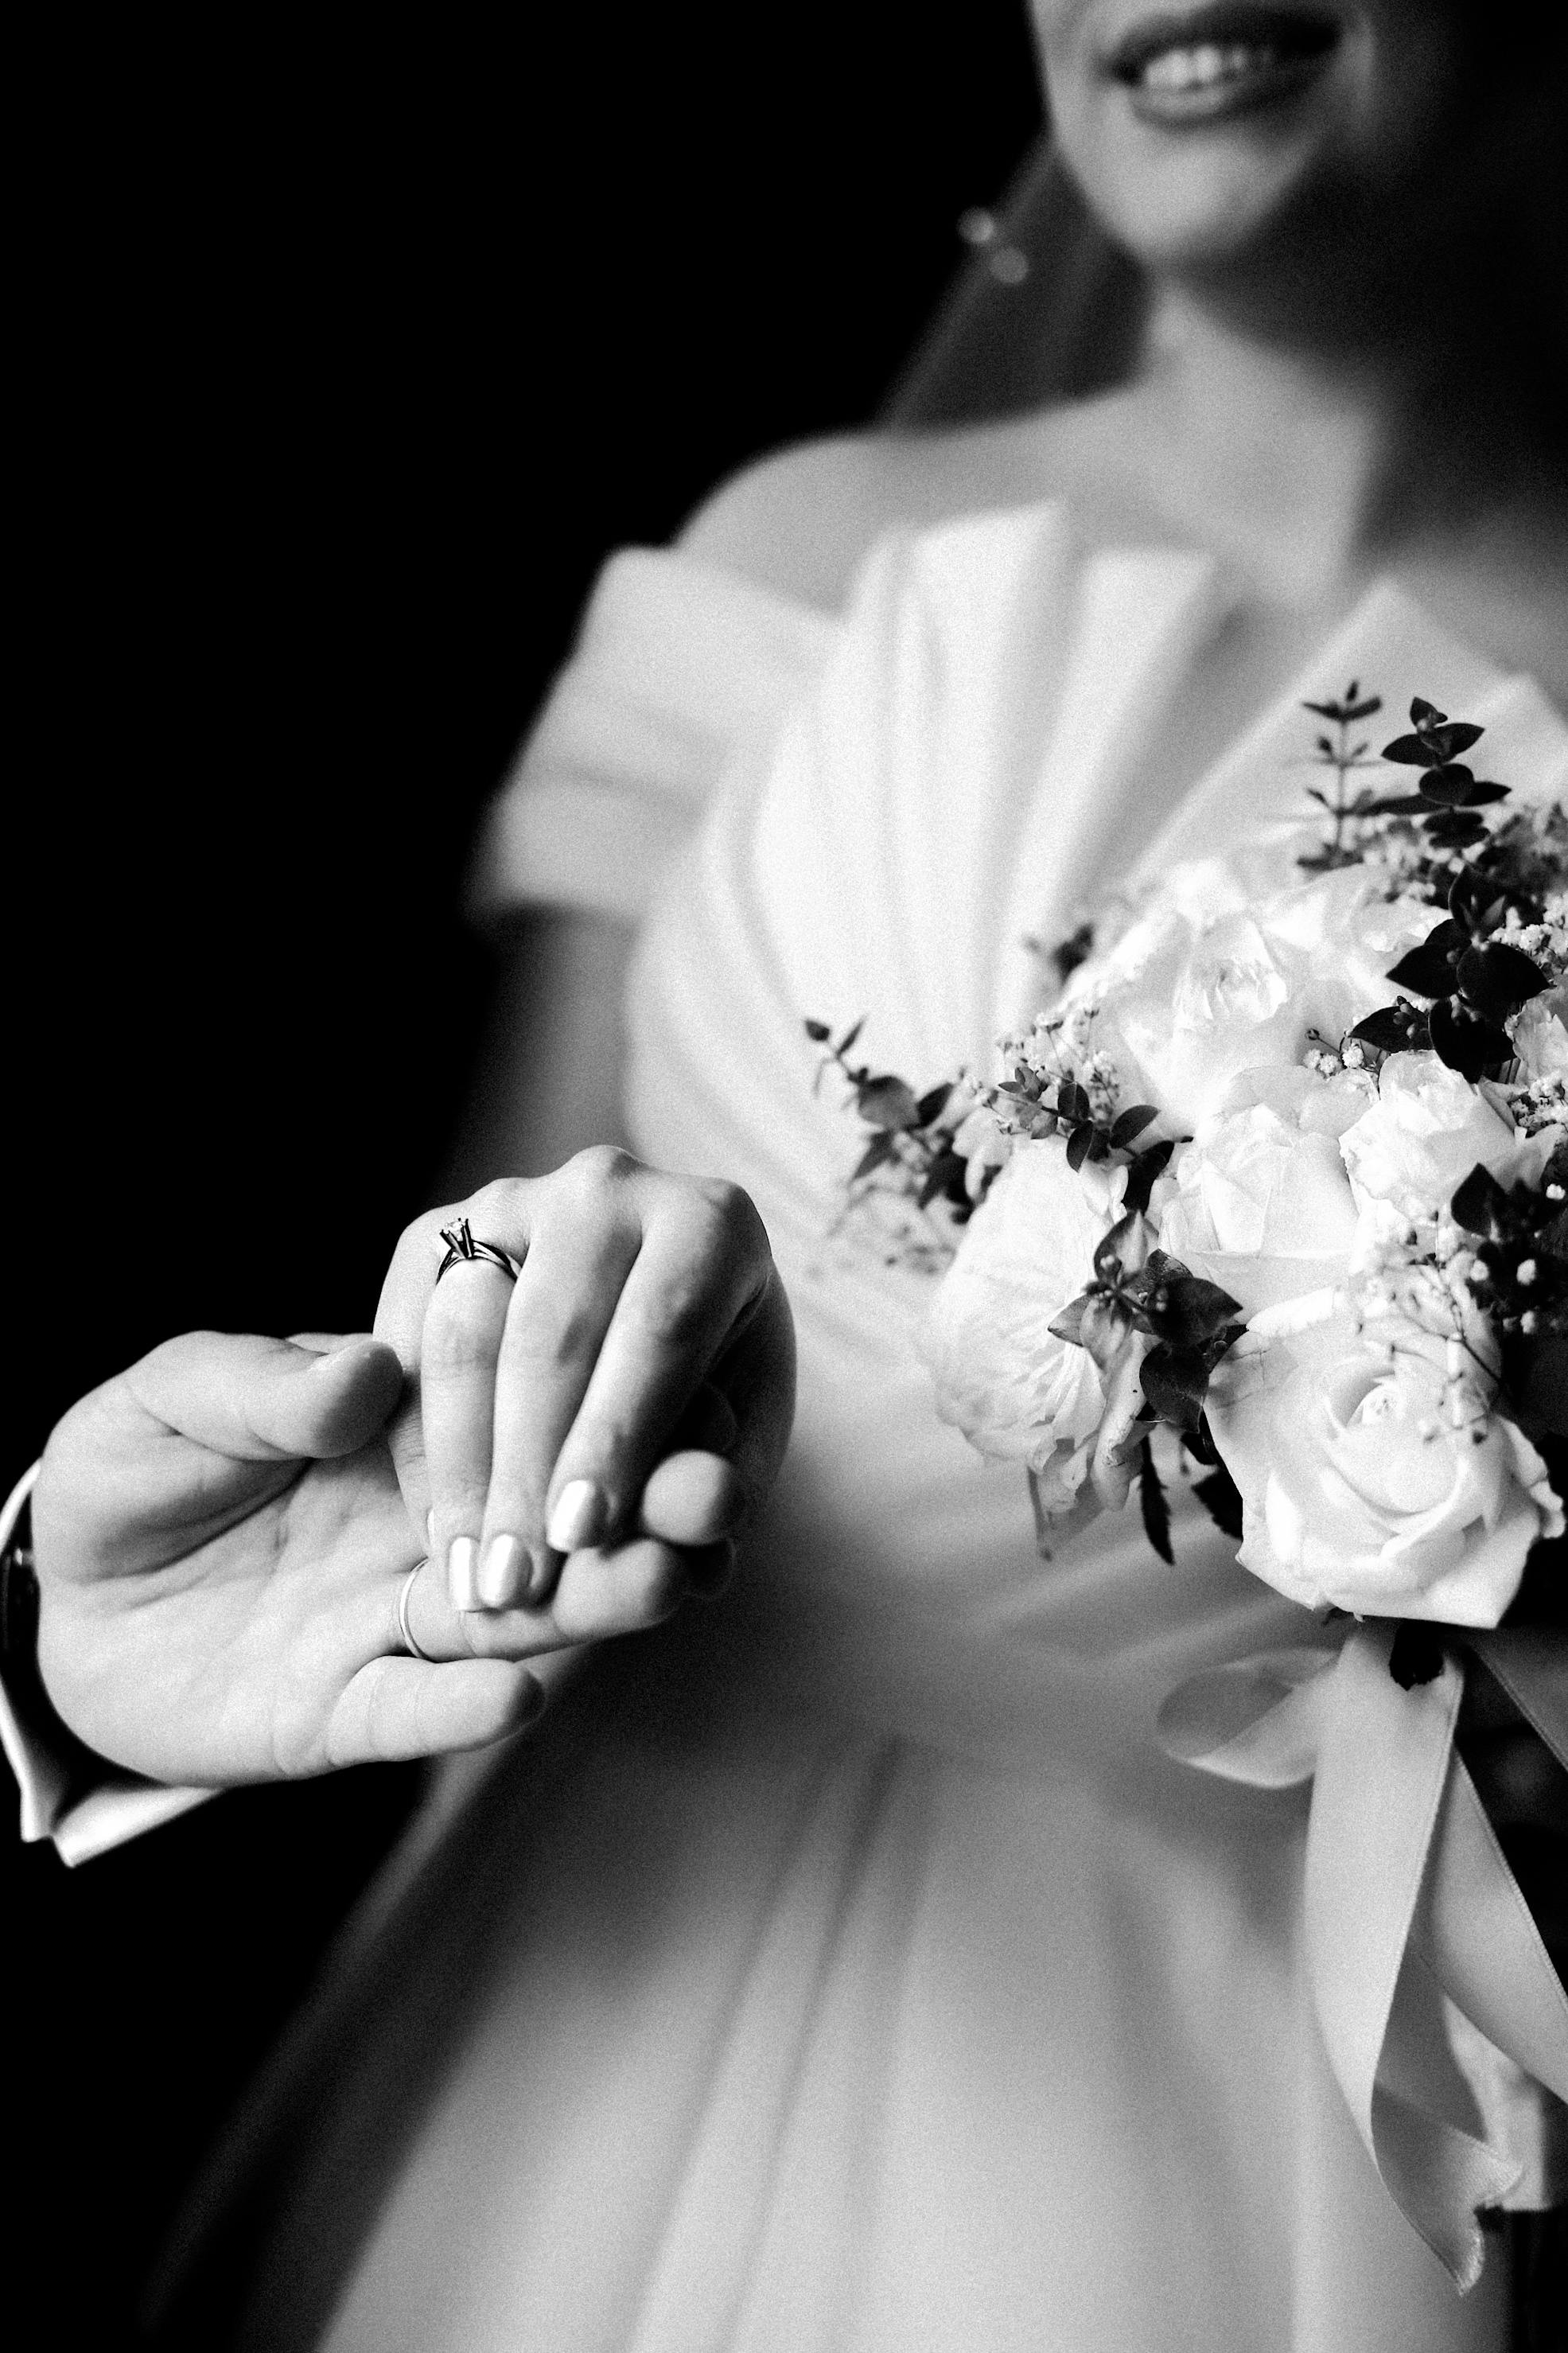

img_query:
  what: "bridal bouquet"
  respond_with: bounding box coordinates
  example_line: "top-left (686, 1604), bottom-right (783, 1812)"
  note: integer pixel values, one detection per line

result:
top-left (808, 687), bottom-right (1568, 2282)
top-left (811, 688), bottom-right (1568, 1658)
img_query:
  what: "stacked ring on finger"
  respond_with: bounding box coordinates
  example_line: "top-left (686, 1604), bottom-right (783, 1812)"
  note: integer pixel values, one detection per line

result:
top-left (436, 1215), bottom-right (520, 1283)
top-left (396, 1559), bottom-right (435, 1661)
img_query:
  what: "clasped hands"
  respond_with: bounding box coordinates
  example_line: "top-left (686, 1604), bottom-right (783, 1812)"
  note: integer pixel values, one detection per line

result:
top-left (29, 1150), bottom-right (794, 1787)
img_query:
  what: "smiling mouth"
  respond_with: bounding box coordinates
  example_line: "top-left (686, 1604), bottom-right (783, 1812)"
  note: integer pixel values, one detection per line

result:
top-left (1107, 5), bottom-right (1342, 123)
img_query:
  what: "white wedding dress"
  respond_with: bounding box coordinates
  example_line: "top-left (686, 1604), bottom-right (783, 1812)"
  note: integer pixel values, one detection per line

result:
top-left (169, 501), bottom-right (1568, 2351)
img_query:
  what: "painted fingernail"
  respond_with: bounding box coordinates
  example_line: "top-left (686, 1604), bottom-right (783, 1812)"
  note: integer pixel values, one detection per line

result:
top-left (517, 1545), bottom-right (554, 1607)
top-left (478, 1533), bottom-right (525, 1611)
top-left (448, 1536), bottom-right (480, 1612)
top-left (547, 1478), bottom-right (605, 1554)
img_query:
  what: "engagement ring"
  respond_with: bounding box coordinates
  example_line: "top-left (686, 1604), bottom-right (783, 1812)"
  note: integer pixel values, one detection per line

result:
top-left (436, 1216), bottom-right (519, 1283)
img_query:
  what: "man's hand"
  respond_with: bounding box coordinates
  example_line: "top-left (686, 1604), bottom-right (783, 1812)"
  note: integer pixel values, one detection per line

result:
top-left (29, 1332), bottom-right (549, 1786)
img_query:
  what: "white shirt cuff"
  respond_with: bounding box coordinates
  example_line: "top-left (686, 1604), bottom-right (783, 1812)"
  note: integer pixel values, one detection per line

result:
top-left (0, 1463), bottom-right (212, 1864)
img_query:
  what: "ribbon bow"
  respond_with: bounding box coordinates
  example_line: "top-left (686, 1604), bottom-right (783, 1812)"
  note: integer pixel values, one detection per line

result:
top-left (1159, 1624), bottom-right (1568, 2289)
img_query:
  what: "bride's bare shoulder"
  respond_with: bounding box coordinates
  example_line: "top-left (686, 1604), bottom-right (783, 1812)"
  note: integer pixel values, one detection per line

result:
top-left (676, 397), bottom-right (1141, 610)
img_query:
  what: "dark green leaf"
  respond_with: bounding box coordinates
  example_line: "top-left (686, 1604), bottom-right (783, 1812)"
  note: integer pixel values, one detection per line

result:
top-left (1412, 764), bottom-right (1507, 813)
top-left (803, 1019), bottom-right (831, 1042)
top-left (855, 1075), bottom-right (920, 1130)
top-left (1052, 921), bottom-right (1095, 984)
top-left (1356, 792), bottom-right (1433, 817)
top-left (851, 1132), bottom-right (897, 1182)
top-left (1138, 1438), bottom-right (1173, 1565)
top-left (915, 1082), bottom-right (954, 1126)
top-left (917, 1150), bottom-right (967, 1209)
top-left (1382, 719), bottom-right (1485, 766)
top-left (1140, 1342), bottom-right (1211, 1433)
top-left (1185, 1413), bottom-right (1220, 1467)
top-left (1428, 995), bottom-right (1512, 1078)
top-left (1379, 734), bottom-right (1435, 766)
top-left (1157, 1273), bottom-right (1244, 1348)
top-left (1110, 1104), bottom-right (1161, 1151)
top-left (1193, 1463), bottom-right (1245, 1541)
top-left (1385, 939), bottom-right (1460, 998)
top-left (1065, 1122), bottom-right (1095, 1171)
top-left (1350, 1003), bottom-right (1430, 1054)
top-left (1416, 762), bottom-right (1477, 807)
top-left (1449, 869), bottom-right (1503, 933)
top-left (1123, 1139), bottom-right (1175, 1218)
top-left (1422, 809), bottom-right (1490, 848)
top-left (1449, 1162), bottom-right (1514, 1240)
top-left (1455, 941), bottom-right (1550, 1018)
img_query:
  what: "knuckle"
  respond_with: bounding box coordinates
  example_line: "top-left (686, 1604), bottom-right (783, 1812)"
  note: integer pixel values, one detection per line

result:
top-left (469, 1175), bottom-right (527, 1228)
top-left (561, 1143), bottom-right (639, 1198)
top-left (693, 1177), bottom-right (766, 1260)
top-left (629, 1264), bottom-right (714, 1352)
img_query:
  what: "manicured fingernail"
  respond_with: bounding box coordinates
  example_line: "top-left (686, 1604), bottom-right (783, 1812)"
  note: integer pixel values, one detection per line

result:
top-left (448, 1536), bottom-right (479, 1612)
top-left (478, 1533), bottom-right (524, 1611)
top-left (519, 1545), bottom-right (555, 1607)
top-left (547, 1478), bottom-right (605, 1553)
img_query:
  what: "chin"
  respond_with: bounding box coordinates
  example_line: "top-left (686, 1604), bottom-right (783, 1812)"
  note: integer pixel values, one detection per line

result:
top-left (1037, 0), bottom-right (1480, 282)
top-left (1075, 119), bottom-right (1349, 275)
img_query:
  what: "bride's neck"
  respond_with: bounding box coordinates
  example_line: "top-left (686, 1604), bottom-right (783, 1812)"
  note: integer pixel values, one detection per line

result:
top-left (1130, 272), bottom-right (1562, 605)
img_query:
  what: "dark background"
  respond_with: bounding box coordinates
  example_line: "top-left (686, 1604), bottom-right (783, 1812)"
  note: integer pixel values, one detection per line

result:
top-left (6, 11), bottom-right (1041, 2346)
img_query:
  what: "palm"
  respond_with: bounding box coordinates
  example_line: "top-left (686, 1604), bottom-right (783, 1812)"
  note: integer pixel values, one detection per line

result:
top-left (31, 1338), bottom-right (538, 1783)
top-left (38, 1439), bottom-right (425, 1781)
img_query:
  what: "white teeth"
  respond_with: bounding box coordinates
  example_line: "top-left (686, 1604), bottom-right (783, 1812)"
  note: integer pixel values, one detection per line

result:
top-left (1141, 41), bottom-right (1278, 92)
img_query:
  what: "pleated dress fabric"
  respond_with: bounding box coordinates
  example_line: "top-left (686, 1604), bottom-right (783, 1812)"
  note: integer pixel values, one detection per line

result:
top-left (227, 506), bottom-right (1568, 2352)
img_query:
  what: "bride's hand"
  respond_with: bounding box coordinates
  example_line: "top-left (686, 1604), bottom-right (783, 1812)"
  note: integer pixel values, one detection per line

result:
top-left (374, 1150), bottom-right (795, 1641)
top-left (30, 1332), bottom-right (547, 1784)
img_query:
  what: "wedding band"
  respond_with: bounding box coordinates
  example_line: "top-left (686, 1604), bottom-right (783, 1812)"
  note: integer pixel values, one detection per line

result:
top-left (436, 1215), bottom-right (519, 1283)
top-left (397, 1560), bottom-right (436, 1662)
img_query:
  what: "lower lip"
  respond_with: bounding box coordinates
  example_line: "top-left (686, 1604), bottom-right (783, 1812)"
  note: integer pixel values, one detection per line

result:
top-left (1122, 45), bottom-right (1338, 127)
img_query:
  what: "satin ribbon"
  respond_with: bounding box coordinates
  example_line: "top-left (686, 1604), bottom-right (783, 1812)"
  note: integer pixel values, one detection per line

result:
top-left (1158, 1625), bottom-right (1568, 2290)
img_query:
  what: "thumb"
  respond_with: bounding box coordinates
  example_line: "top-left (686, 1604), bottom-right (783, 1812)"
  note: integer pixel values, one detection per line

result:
top-left (126, 1332), bottom-right (406, 1463)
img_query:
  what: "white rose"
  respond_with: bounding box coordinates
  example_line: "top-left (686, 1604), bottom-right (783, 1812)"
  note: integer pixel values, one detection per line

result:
top-left (1511, 990), bottom-right (1568, 1082)
top-left (1069, 869), bottom-right (1442, 1132)
top-left (1338, 1051), bottom-right (1560, 1222)
top-left (1207, 1301), bottom-right (1563, 1624)
top-left (1158, 1068), bottom-right (1363, 1319)
top-left (920, 1137), bottom-right (1135, 1512)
